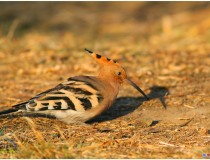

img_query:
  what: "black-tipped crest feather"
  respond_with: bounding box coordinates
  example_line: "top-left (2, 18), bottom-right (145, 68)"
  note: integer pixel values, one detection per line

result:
top-left (84, 48), bottom-right (93, 54)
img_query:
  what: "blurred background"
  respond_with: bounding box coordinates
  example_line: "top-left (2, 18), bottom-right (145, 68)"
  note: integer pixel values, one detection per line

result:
top-left (0, 2), bottom-right (210, 104)
top-left (0, 1), bottom-right (210, 96)
top-left (0, 1), bottom-right (209, 103)
top-left (0, 2), bottom-right (210, 48)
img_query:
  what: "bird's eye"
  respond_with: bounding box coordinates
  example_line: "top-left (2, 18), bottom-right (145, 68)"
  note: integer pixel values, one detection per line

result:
top-left (118, 72), bottom-right (122, 76)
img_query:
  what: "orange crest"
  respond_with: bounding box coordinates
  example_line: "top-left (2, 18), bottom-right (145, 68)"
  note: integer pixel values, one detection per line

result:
top-left (84, 48), bottom-right (149, 100)
top-left (84, 48), bottom-right (119, 66)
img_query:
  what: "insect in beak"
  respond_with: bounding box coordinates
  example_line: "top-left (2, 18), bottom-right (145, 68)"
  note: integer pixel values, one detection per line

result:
top-left (126, 79), bottom-right (150, 100)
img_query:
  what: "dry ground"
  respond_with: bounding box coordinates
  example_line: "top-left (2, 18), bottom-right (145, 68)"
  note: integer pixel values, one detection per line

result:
top-left (0, 2), bottom-right (210, 158)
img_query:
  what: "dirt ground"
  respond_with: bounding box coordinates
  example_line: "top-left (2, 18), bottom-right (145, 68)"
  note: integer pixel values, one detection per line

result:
top-left (0, 2), bottom-right (210, 158)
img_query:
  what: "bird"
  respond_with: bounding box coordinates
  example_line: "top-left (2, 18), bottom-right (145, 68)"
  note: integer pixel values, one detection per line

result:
top-left (0, 49), bottom-right (149, 124)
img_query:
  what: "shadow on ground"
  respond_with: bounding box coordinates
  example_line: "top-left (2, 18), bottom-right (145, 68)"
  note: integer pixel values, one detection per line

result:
top-left (88, 85), bottom-right (169, 123)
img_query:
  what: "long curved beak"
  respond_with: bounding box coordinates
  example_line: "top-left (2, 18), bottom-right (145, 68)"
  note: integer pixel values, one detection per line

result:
top-left (126, 79), bottom-right (150, 100)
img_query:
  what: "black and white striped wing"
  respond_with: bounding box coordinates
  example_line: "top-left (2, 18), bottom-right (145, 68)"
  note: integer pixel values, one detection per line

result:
top-left (15, 76), bottom-right (104, 112)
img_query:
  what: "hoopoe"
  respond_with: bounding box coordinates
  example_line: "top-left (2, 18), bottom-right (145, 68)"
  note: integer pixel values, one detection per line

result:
top-left (0, 49), bottom-right (149, 124)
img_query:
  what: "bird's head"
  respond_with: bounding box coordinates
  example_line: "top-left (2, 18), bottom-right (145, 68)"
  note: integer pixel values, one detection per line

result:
top-left (84, 48), bottom-right (149, 100)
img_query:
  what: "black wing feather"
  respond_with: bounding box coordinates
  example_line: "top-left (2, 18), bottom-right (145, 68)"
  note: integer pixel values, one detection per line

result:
top-left (12, 76), bottom-right (104, 112)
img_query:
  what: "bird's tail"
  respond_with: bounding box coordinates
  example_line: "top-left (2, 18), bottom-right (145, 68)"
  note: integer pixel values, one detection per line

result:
top-left (0, 102), bottom-right (27, 116)
top-left (0, 108), bottom-right (19, 115)
top-left (0, 102), bottom-right (55, 119)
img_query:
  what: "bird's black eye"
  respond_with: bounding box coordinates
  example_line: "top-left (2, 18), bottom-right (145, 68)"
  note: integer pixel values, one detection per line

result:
top-left (118, 72), bottom-right (122, 76)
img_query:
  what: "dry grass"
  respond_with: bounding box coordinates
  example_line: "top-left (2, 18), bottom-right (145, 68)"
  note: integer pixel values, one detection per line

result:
top-left (0, 2), bottom-right (210, 158)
